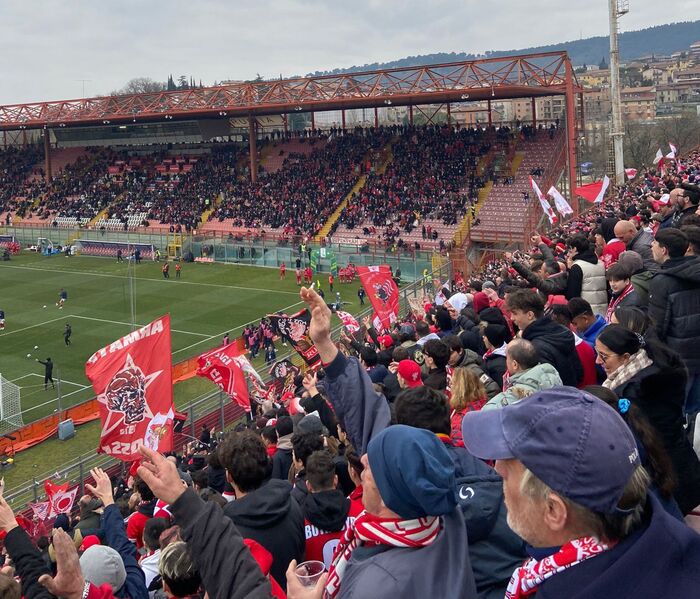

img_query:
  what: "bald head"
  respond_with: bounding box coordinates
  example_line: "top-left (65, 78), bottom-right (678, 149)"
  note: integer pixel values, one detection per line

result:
top-left (614, 220), bottom-right (637, 245)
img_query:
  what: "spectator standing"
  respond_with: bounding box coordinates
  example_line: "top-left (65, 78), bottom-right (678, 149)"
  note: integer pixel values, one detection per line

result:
top-left (614, 220), bottom-right (658, 272)
top-left (568, 298), bottom-right (607, 349)
top-left (566, 235), bottom-right (607, 315)
top-left (649, 229), bottom-right (700, 415)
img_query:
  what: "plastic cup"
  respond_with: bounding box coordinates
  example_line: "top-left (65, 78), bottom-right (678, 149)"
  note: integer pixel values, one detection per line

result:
top-left (295, 560), bottom-right (325, 587)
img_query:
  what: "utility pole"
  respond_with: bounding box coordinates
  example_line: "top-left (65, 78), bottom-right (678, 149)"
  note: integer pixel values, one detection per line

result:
top-left (75, 79), bottom-right (92, 97)
top-left (608, 0), bottom-right (629, 185)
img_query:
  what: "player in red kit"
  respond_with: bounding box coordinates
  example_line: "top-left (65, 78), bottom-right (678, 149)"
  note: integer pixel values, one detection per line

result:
top-left (295, 268), bottom-right (302, 286)
top-left (279, 262), bottom-right (286, 279)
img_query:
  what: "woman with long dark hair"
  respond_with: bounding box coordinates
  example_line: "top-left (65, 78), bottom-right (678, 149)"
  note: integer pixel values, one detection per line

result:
top-left (596, 324), bottom-right (700, 514)
top-left (584, 385), bottom-right (682, 519)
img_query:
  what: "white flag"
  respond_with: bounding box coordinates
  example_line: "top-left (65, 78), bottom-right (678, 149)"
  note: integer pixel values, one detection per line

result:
top-left (548, 186), bottom-right (574, 216)
top-left (653, 148), bottom-right (664, 165)
top-left (530, 177), bottom-right (557, 224)
top-left (668, 142), bottom-right (678, 158)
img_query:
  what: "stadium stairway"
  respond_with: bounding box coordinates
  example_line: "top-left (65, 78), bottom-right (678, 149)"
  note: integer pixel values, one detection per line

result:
top-left (87, 207), bottom-right (110, 228)
top-left (470, 131), bottom-right (565, 246)
top-left (314, 138), bottom-right (396, 242)
top-left (452, 149), bottom-right (497, 247)
top-left (199, 192), bottom-right (223, 225)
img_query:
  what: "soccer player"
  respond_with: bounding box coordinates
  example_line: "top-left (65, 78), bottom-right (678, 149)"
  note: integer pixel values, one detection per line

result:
top-left (56, 288), bottom-right (68, 309)
top-left (0, 308), bottom-right (4, 330)
top-left (162, 263), bottom-right (170, 279)
top-left (175, 263), bottom-right (182, 279)
top-left (36, 357), bottom-right (55, 390)
top-left (116, 248), bottom-right (123, 262)
top-left (357, 287), bottom-right (366, 305)
top-left (295, 268), bottom-right (302, 286)
top-left (328, 273), bottom-right (334, 292)
top-left (222, 332), bottom-right (230, 346)
top-left (63, 323), bottom-right (72, 346)
top-left (279, 262), bottom-right (286, 280)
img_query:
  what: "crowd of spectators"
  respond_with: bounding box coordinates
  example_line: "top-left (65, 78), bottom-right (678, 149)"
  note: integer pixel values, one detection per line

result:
top-left (0, 146), bottom-right (42, 221)
top-left (336, 125), bottom-right (490, 247)
top-left (2, 139), bottom-right (700, 599)
top-left (212, 128), bottom-right (392, 236)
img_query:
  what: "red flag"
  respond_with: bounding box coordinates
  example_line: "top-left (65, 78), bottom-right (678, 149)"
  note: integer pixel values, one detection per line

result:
top-left (196, 343), bottom-right (251, 411)
top-left (575, 176), bottom-right (610, 203)
top-left (86, 315), bottom-right (174, 461)
top-left (335, 310), bottom-right (360, 334)
top-left (44, 481), bottom-right (78, 517)
top-left (624, 168), bottom-right (637, 180)
top-left (357, 265), bottom-right (399, 331)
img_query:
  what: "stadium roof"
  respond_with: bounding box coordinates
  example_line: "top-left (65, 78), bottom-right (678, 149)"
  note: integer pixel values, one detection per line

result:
top-left (0, 51), bottom-right (580, 131)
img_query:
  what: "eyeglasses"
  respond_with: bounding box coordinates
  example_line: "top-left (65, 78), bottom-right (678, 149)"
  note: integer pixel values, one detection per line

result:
top-left (596, 350), bottom-right (613, 363)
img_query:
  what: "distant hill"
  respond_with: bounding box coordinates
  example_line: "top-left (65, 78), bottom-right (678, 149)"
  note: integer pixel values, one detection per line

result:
top-left (308, 21), bottom-right (700, 76)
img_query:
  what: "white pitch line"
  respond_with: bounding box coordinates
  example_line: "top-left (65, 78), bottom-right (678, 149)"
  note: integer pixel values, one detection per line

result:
top-left (21, 373), bottom-right (89, 389)
top-left (69, 315), bottom-right (210, 337)
top-left (21, 385), bottom-right (91, 415)
top-left (0, 263), bottom-right (300, 295)
top-left (0, 315), bottom-right (68, 337)
top-left (171, 299), bottom-right (305, 356)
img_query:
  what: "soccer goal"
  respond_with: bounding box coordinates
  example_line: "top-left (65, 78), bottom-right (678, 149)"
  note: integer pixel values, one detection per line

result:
top-left (0, 374), bottom-right (24, 434)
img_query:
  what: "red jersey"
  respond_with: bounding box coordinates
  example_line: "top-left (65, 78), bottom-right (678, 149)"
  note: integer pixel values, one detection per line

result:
top-left (126, 510), bottom-right (150, 549)
top-left (279, 264), bottom-right (286, 273)
top-left (575, 335), bottom-right (598, 388)
top-left (348, 485), bottom-right (364, 518)
top-left (304, 518), bottom-right (349, 568)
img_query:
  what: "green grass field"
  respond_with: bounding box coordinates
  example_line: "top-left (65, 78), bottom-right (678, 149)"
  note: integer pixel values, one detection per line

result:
top-left (0, 252), bottom-right (364, 489)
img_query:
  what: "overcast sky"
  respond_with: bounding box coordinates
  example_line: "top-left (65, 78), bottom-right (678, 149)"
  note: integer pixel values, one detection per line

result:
top-left (0, 0), bottom-right (698, 105)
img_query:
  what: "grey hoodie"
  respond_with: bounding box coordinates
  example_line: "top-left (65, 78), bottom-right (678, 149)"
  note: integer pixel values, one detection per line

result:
top-left (482, 363), bottom-right (563, 411)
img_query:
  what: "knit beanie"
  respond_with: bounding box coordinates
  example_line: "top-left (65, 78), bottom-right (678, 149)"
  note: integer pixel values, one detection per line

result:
top-left (367, 425), bottom-right (456, 519)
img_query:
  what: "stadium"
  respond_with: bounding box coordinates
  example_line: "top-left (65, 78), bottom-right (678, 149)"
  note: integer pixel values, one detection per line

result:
top-left (1, 3), bottom-right (700, 596)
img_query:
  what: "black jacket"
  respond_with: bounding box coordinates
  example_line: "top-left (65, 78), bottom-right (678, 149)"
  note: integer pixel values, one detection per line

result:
top-left (614, 358), bottom-right (700, 515)
top-left (301, 489), bottom-right (350, 532)
top-left (3, 526), bottom-right (53, 599)
top-left (270, 446), bottom-right (293, 480)
top-left (511, 261), bottom-right (568, 298)
top-left (423, 367), bottom-right (448, 391)
top-left (223, 479), bottom-right (305, 591)
top-left (522, 316), bottom-right (582, 387)
top-left (456, 316), bottom-right (486, 354)
top-left (173, 489), bottom-right (273, 599)
top-left (483, 352), bottom-right (507, 390)
top-left (648, 255), bottom-right (700, 373)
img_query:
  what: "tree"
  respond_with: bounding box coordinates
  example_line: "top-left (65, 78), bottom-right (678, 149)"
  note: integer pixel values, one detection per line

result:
top-left (113, 77), bottom-right (166, 96)
top-left (178, 75), bottom-right (188, 89)
top-left (167, 75), bottom-right (177, 91)
top-left (599, 57), bottom-right (608, 69)
top-left (656, 110), bottom-right (700, 155)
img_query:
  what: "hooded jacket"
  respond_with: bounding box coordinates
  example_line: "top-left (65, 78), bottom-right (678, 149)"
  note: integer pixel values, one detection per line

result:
top-left (648, 255), bottom-right (700, 373)
top-left (482, 363), bottom-right (563, 411)
top-left (223, 479), bottom-right (305, 591)
top-left (302, 490), bottom-right (351, 567)
top-left (530, 494), bottom-right (700, 598)
top-left (442, 439), bottom-right (526, 599)
top-left (567, 250), bottom-right (607, 315)
top-left (453, 349), bottom-right (501, 399)
top-left (522, 316), bottom-right (583, 387)
top-left (580, 314), bottom-right (607, 349)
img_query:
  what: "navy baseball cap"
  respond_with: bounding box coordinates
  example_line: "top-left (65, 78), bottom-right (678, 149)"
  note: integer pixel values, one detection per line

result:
top-left (462, 387), bottom-right (641, 514)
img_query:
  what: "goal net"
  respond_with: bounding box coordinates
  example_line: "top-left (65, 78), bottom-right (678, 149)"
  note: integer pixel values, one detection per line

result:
top-left (0, 374), bottom-right (23, 434)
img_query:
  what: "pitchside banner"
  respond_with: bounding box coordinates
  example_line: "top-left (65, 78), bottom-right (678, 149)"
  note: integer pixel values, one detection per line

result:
top-left (85, 315), bottom-right (174, 461)
top-left (196, 344), bottom-right (251, 411)
top-left (268, 309), bottom-right (321, 368)
top-left (357, 265), bottom-right (400, 332)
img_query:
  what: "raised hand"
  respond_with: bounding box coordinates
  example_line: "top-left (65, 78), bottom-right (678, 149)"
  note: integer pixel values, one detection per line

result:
top-left (85, 467), bottom-right (114, 507)
top-left (39, 529), bottom-right (86, 599)
top-left (137, 445), bottom-right (187, 505)
top-left (300, 286), bottom-right (337, 364)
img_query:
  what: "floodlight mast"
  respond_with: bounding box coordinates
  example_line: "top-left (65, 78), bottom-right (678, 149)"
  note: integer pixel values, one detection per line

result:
top-left (609, 0), bottom-right (629, 185)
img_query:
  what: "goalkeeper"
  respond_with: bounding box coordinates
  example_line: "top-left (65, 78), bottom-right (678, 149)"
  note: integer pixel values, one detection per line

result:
top-left (36, 357), bottom-right (55, 390)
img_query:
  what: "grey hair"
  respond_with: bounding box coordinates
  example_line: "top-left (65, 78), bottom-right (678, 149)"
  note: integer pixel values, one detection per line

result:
top-left (520, 464), bottom-right (650, 541)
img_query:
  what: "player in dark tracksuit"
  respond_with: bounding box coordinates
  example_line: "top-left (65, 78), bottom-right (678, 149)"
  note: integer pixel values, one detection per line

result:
top-left (37, 358), bottom-right (55, 390)
top-left (64, 323), bottom-right (72, 346)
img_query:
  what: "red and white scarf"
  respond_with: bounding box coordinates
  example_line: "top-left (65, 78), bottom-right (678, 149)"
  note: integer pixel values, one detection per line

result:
top-left (606, 284), bottom-right (634, 323)
top-left (324, 511), bottom-right (440, 598)
top-left (505, 536), bottom-right (615, 598)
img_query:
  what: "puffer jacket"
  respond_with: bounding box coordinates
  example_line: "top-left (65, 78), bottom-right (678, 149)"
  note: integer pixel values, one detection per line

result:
top-left (567, 250), bottom-right (607, 315)
top-left (648, 255), bottom-right (700, 374)
top-left (453, 349), bottom-right (501, 399)
top-left (482, 363), bottom-right (563, 411)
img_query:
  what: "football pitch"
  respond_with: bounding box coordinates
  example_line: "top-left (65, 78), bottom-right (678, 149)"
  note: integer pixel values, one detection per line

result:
top-left (0, 252), bottom-right (364, 424)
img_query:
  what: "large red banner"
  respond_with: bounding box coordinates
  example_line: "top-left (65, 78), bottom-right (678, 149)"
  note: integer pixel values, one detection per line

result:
top-left (357, 265), bottom-right (400, 332)
top-left (196, 344), bottom-right (251, 411)
top-left (85, 315), bottom-right (174, 461)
